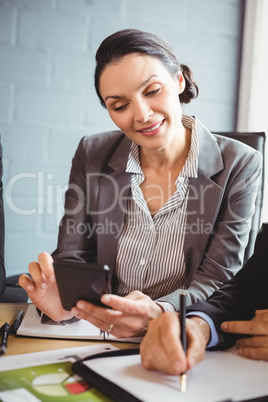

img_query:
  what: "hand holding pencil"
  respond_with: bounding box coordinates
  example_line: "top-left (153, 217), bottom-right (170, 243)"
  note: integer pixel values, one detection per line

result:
top-left (140, 306), bottom-right (210, 376)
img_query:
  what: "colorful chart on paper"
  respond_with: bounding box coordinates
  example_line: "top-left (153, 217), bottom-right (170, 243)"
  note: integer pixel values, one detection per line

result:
top-left (0, 361), bottom-right (111, 402)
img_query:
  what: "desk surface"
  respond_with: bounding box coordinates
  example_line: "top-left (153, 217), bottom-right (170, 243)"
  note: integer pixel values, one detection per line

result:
top-left (0, 303), bottom-right (137, 356)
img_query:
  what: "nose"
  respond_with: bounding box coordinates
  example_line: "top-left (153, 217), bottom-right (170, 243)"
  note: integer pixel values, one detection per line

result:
top-left (134, 100), bottom-right (153, 123)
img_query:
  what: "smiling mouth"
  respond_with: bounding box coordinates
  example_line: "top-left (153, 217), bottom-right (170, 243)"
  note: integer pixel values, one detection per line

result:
top-left (138, 119), bottom-right (165, 133)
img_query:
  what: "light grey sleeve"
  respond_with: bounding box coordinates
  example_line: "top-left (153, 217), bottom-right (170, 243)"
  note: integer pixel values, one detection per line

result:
top-left (156, 150), bottom-right (262, 311)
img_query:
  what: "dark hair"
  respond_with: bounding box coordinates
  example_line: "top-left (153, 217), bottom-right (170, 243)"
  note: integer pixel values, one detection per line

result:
top-left (94, 29), bottom-right (198, 107)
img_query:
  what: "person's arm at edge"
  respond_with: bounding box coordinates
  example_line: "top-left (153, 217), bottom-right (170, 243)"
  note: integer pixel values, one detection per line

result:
top-left (186, 223), bottom-right (268, 349)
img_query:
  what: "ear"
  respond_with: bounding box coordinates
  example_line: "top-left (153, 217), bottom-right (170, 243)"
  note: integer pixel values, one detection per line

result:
top-left (176, 71), bottom-right (186, 94)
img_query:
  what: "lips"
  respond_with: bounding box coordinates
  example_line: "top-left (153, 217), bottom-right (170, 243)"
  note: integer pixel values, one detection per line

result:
top-left (137, 119), bottom-right (165, 136)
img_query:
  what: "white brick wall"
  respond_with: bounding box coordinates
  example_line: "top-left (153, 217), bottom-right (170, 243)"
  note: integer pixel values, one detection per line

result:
top-left (0, 0), bottom-right (244, 275)
top-left (18, 9), bottom-right (87, 50)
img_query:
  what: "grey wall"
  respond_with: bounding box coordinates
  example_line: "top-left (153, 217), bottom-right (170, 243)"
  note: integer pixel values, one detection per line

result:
top-left (0, 0), bottom-right (244, 275)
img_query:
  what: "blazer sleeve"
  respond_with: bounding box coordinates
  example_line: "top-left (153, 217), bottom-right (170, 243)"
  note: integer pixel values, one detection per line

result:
top-left (52, 131), bottom-right (128, 265)
top-left (0, 136), bottom-right (6, 296)
top-left (52, 136), bottom-right (97, 262)
top-left (156, 147), bottom-right (262, 310)
top-left (186, 223), bottom-right (268, 349)
top-left (186, 150), bottom-right (262, 299)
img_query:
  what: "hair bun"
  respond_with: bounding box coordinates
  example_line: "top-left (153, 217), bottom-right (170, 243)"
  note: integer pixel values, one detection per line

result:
top-left (179, 64), bottom-right (199, 104)
top-left (187, 85), bottom-right (197, 98)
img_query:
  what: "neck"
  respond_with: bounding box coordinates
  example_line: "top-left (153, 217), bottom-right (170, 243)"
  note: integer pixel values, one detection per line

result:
top-left (140, 126), bottom-right (191, 172)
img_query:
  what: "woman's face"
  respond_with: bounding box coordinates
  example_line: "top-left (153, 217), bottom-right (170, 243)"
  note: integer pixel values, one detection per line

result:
top-left (99, 54), bottom-right (185, 153)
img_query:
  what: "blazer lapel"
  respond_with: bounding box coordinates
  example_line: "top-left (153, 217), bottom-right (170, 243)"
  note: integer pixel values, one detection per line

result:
top-left (97, 136), bottom-right (132, 272)
top-left (184, 118), bottom-right (225, 283)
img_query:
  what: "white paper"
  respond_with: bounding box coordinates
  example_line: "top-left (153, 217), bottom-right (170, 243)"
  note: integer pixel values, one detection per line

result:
top-left (0, 344), bottom-right (119, 402)
top-left (17, 303), bottom-right (142, 343)
top-left (0, 388), bottom-right (41, 402)
top-left (0, 343), bottom-right (118, 372)
top-left (82, 347), bottom-right (268, 402)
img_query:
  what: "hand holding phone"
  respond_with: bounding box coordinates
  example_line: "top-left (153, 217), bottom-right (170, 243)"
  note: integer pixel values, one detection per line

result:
top-left (53, 260), bottom-right (112, 311)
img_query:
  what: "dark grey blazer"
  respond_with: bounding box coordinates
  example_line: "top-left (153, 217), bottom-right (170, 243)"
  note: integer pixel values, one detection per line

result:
top-left (53, 118), bottom-right (262, 310)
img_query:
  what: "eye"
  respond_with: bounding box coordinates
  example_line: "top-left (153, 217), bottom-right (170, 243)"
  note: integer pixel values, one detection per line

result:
top-left (114, 103), bottom-right (129, 112)
top-left (146, 87), bottom-right (161, 96)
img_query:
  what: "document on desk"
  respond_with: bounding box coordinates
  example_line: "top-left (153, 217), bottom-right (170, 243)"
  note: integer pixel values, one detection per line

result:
top-left (78, 347), bottom-right (268, 402)
top-left (0, 343), bottom-right (118, 402)
top-left (17, 303), bottom-right (142, 343)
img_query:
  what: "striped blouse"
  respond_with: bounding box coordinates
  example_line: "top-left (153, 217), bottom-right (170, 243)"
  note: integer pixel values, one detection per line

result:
top-left (114, 115), bottom-right (199, 311)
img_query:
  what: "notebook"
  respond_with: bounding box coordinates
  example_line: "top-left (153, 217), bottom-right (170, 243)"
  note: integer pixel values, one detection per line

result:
top-left (17, 303), bottom-right (142, 343)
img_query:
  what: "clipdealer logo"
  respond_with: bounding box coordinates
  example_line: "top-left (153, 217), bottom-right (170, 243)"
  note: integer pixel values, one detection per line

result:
top-left (4, 170), bottom-right (261, 227)
top-left (5, 171), bottom-right (68, 221)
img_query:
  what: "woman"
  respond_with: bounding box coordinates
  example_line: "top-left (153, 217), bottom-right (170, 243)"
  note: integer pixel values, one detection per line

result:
top-left (19, 29), bottom-right (261, 338)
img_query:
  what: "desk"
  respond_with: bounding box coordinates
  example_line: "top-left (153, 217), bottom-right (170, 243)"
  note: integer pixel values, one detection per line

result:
top-left (1, 304), bottom-right (268, 402)
top-left (0, 303), bottom-right (138, 356)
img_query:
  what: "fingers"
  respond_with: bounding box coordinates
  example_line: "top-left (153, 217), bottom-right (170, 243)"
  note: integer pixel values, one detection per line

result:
top-left (72, 301), bottom-right (122, 332)
top-left (28, 262), bottom-right (48, 290)
top-left (221, 318), bottom-right (268, 361)
top-left (19, 253), bottom-right (74, 322)
top-left (101, 292), bottom-right (162, 321)
top-left (186, 318), bottom-right (209, 370)
top-left (73, 300), bottom-right (120, 321)
top-left (19, 252), bottom-right (55, 295)
top-left (38, 252), bottom-right (55, 282)
top-left (124, 290), bottom-right (145, 301)
top-left (72, 299), bottom-right (148, 338)
top-left (221, 320), bottom-right (268, 336)
top-left (73, 292), bottom-right (161, 338)
top-left (186, 335), bottom-right (205, 369)
top-left (140, 312), bottom-right (187, 375)
top-left (101, 294), bottom-right (144, 314)
top-left (237, 335), bottom-right (268, 349)
top-left (101, 293), bottom-right (152, 317)
top-left (253, 310), bottom-right (268, 322)
top-left (236, 340), bottom-right (268, 361)
top-left (18, 273), bottom-right (34, 292)
top-left (255, 309), bottom-right (268, 314)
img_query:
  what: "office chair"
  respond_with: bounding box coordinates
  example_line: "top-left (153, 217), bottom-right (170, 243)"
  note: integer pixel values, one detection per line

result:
top-left (213, 131), bottom-right (266, 263)
top-left (0, 136), bottom-right (27, 303)
top-left (0, 275), bottom-right (28, 302)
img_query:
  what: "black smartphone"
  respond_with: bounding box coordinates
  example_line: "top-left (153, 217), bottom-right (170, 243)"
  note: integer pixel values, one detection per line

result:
top-left (53, 260), bottom-right (112, 311)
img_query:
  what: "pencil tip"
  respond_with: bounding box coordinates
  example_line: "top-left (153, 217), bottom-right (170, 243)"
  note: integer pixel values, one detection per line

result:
top-left (180, 373), bottom-right (187, 393)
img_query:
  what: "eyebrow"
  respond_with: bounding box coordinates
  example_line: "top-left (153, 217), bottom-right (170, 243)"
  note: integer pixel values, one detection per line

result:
top-left (104, 75), bottom-right (159, 102)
